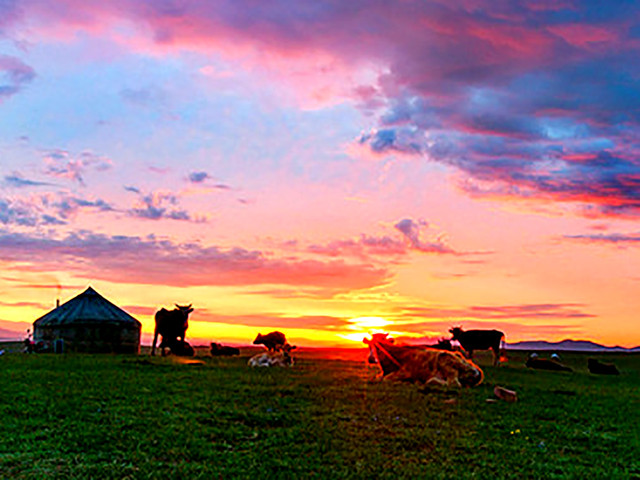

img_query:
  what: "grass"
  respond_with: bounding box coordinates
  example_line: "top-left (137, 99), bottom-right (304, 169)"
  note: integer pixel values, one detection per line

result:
top-left (0, 348), bottom-right (639, 479)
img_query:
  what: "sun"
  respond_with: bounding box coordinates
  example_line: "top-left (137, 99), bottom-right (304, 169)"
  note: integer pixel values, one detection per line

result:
top-left (337, 316), bottom-right (395, 344)
top-left (347, 316), bottom-right (392, 329)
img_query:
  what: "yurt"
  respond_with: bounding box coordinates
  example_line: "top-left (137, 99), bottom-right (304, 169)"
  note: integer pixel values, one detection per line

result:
top-left (33, 287), bottom-right (141, 353)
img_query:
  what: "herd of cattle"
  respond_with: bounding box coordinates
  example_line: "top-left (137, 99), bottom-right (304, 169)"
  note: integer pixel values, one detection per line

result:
top-left (151, 305), bottom-right (297, 367)
top-left (151, 305), bottom-right (622, 381)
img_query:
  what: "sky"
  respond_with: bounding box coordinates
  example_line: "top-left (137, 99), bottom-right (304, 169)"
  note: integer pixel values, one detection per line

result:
top-left (1, 0), bottom-right (640, 348)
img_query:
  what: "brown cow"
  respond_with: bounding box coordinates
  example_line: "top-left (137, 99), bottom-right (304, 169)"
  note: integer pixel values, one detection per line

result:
top-left (364, 334), bottom-right (483, 388)
top-left (253, 331), bottom-right (287, 352)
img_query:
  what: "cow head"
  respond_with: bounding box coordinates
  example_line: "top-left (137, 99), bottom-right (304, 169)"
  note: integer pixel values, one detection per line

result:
top-left (451, 354), bottom-right (484, 387)
top-left (363, 333), bottom-right (394, 365)
top-left (449, 327), bottom-right (463, 340)
top-left (175, 304), bottom-right (194, 317)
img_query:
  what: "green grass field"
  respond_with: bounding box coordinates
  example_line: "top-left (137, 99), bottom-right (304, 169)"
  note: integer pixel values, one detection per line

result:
top-left (0, 347), bottom-right (639, 479)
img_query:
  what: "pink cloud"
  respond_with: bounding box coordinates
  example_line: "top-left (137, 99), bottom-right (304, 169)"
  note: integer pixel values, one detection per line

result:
top-left (0, 230), bottom-right (390, 291)
top-left (548, 24), bottom-right (619, 49)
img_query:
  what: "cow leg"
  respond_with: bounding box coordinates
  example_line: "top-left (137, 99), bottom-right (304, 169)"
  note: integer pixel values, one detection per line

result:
top-left (492, 346), bottom-right (500, 366)
top-left (151, 330), bottom-right (159, 356)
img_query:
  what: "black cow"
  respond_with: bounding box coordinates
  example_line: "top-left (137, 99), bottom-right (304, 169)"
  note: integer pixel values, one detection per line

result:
top-left (526, 357), bottom-right (573, 372)
top-left (253, 331), bottom-right (287, 352)
top-left (152, 304), bottom-right (194, 356)
top-left (588, 358), bottom-right (619, 375)
top-left (210, 342), bottom-right (240, 356)
top-left (449, 327), bottom-right (505, 365)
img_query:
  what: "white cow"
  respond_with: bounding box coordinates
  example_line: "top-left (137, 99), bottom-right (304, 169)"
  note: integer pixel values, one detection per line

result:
top-left (248, 343), bottom-right (296, 367)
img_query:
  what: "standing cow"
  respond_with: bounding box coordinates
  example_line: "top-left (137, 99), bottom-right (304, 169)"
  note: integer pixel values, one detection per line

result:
top-left (449, 327), bottom-right (505, 366)
top-left (253, 331), bottom-right (287, 352)
top-left (152, 304), bottom-right (194, 356)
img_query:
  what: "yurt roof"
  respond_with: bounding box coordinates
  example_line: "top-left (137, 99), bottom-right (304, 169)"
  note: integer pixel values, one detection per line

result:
top-left (33, 287), bottom-right (141, 328)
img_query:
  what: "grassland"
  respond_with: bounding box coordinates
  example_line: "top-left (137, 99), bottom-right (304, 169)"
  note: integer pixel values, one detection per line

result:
top-left (0, 347), bottom-right (639, 479)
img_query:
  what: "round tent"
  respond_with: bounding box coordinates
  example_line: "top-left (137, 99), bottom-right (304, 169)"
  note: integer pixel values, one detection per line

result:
top-left (33, 287), bottom-right (141, 354)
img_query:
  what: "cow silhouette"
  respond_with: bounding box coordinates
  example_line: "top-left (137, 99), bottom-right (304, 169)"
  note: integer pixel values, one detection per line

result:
top-left (253, 331), bottom-right (287, 352)
top-left (152, 304), bottom-right (193, 356)
top-left (588, 358), bottom-right (619, 375)
top-left (450, 327), bottom-right (505, 365)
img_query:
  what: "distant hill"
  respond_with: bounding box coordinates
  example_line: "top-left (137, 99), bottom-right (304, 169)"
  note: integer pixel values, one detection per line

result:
top-left (0, 327), bottom-right (24, 342)
top-left (506, 339), bottom-right (640, 353)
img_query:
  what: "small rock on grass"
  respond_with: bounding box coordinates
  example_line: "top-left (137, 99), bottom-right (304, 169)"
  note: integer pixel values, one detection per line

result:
top-left (494, 386), bottom-right (518, 402)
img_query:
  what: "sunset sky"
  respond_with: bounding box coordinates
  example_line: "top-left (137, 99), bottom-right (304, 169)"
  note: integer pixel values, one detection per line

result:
top-left (2, 1), bottom-right (640, 348)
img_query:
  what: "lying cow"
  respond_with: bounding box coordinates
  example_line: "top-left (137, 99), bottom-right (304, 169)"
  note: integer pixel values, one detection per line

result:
top-left (253, 331), bottom-right (287, 352)
top-left (364, 334), bottom-right (483, 388)
top-left (248, 344), bottom-right (296, 367)
top-left (588, 358), bottom-right (620, 375)
top-left (366, 334), bottom-right (452, 365)
top-left (168, 338), bottom-right (195, 357)
top-left (526, 356), bottom-right (572, 372)
top-left (210, 342), bottom-right (240, 356)
top-left (449, 327), bottom-right (504, 365)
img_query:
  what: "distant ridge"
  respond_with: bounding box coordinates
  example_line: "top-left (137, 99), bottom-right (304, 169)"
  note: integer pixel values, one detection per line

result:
top-left (506, 339), bottom-right (640, 353)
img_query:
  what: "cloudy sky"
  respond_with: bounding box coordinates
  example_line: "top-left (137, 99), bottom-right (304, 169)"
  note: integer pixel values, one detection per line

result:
top-left (1, 0), bottom-right (640, 347)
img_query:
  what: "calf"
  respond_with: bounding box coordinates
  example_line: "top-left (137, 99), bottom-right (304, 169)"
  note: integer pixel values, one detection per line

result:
top-left (248, 343), bottom-right (296, 367)
top-left (526, 357), bottom-right (572, 372)
top-left (588, 358), bottom-right (620, 375)
top-left (449, 327), bottom-right (504, 365)
top-left (210, 342), bottom-right (240, 356)
top-left (364, 335), bottom-right (483, 388)
top-left (253, 331), bottom-right (287, 352)
top-left (168, 338), bottom-right (195, 357)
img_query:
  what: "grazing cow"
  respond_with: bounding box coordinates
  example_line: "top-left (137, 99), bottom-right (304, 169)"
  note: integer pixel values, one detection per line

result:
top-left (152, 304), bottom-right (194, 356)
top-left (253, 331), bottom-right (287, 352)
top-left (526, 356), bottom-right (573, 372)
top-left (588, 358), bottom-right (620, 375)
top-left (249, 343), bottom-right (296, 367)
top-left (210, 342), bottom-right (240, 356)
top-left (449, 327), bottom-right (505, 365)
top-left (364, 334), bottom-right (484, 388)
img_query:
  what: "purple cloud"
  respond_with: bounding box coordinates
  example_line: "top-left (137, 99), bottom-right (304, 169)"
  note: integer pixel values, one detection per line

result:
top-left (564, 232), bottom-right (640, 245)
top-left (43, 150), bottom-right (112, 185)
top-left (128, 190), bottom-right (199, 222)
top-left (188, 171), bottom-right (211, 183)
top-left (4, 173), bottom-right (53, 188)
top-left (394, 218), bottom-right (455, 254)
top-left (0, 55), bottom-right (35, 100)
